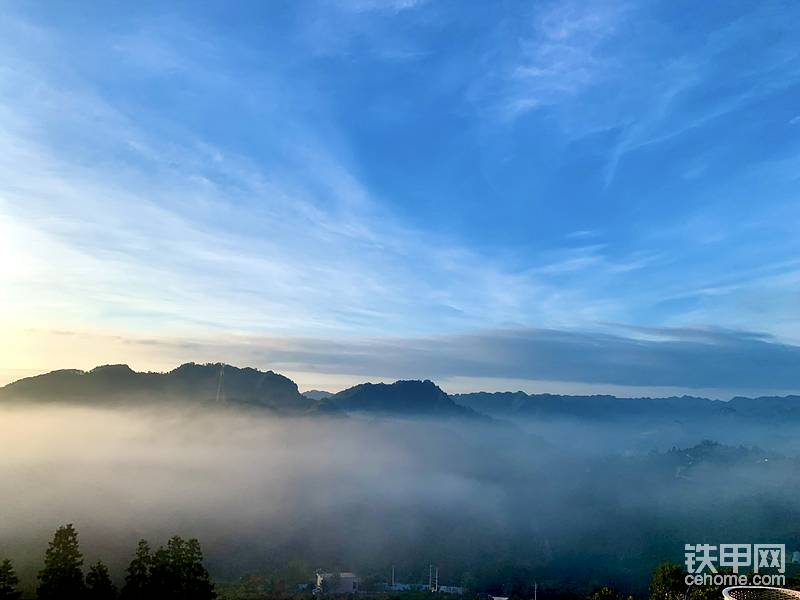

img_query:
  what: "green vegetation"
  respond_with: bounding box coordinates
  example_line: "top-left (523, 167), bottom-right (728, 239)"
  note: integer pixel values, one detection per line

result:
top-left (3, 529), bottom-right (797, 600)
top-left (646, 561), bottom-right (750, 600)
top-left (0, 559), bottom-right (21, 600)
top-left (647, 561), bottom-right (685, 600)
top-left (146, 536), bottom-right (216, 600)
top-left (9, 524), bottom-right (215, 599)
top-left (587, 586), bottom-right (633, 600)
top-left (121, 540), bottom-right (153, 600)
top-left (37, 524), bottom-right (85, 599)
top-left (86, 562), bottom-right (116, 599)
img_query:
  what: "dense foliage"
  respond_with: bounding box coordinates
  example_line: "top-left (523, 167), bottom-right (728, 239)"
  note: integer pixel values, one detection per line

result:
top-left (86, 562), bottom-right (117, 599)
top-left (0, 559), bottom-right (21, 600)
top-left (4, 526), bottom-right (799, 600)
top-left (37, 524), bottom-right (85, 599)
top-left (12, 525), bottom-right (216, 600)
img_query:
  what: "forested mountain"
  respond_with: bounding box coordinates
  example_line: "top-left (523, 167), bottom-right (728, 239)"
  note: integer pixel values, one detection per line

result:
top-left (0, 363), bottom-right (316, 413)
top-left (4, 363), bottom-right (800, 424)
top-left (323, 379), bottom-right (481, 418)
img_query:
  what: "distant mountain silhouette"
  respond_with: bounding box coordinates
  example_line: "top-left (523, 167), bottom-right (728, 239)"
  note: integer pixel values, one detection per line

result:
top-left (452, 390), bottom-right (800, 421)
top-left (727, 394), bottom-right (800, 418)
top-left (4, 363), bottom-right (800, 422)
top-left (302, 390), bottom-right (334, 401)
top-left (0, 363), bottom-right (318, 413)
top-left (324, 380), bottom-right (481, 418)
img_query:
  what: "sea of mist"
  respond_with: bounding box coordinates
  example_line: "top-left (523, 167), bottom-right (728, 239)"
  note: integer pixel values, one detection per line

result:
top-left (1, 402), bottom-right (799, 595)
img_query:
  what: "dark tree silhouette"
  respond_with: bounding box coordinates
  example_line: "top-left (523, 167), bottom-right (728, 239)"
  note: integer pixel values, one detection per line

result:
top-left (87, 561), bottom-right (118, 599)
top-left (589, 586), bottom-right (631, 600)
top-left (649, 561), bottom-right (686, 600)
top-left (37, 523), bottom-right (86, 599)
top-left (0, 559), bottom-right (21, 600)
top-left (149, 536), bottom-right (216, 600)
top-left (649, 560), bottom-right (728, 600)
top-left (121, 540), bottom-right (152, 600)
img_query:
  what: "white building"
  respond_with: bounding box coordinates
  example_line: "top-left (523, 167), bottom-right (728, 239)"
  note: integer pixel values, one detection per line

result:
top-left (316, 572), bottom-right (359, 594)
top-left (438, 586), bottom-right (465, 595)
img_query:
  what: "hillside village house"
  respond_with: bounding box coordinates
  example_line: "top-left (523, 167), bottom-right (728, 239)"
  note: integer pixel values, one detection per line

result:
top-left (316, 572), bottom-right (359, 594)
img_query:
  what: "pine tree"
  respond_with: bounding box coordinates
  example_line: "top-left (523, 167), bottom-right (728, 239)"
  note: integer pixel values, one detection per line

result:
top-left (37, 523), bottom-right (86, 599)
top-left (0, 559), bottom-right (21, 600)
top-left (121, 539), bottom-right (152, 600)
top-left (149, 536), bottom-right (216, 600)
top-left (182, 538), bottom-right (215, 600)
top-left (87, 561), bottom-right (118, 599)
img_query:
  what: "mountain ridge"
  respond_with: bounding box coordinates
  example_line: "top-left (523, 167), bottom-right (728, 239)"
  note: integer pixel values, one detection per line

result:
top-left (4, 364), bottom-right (800, 421)
top-left (0, 362), bottom-right (316, 414)
top-left (0, 364), bottom-right (485, 419)
top-left (323, 379), bottom-right (481, 418)
top-left (452, 390), bottom-right (800, 421)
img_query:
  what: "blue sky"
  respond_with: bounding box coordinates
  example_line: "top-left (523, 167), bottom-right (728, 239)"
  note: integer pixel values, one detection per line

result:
top-left (1, 0), bottom-right (799, 396)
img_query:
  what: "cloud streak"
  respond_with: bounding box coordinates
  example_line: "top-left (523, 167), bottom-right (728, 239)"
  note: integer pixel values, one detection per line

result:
top-left (6, 325), bottom-right (799, 398)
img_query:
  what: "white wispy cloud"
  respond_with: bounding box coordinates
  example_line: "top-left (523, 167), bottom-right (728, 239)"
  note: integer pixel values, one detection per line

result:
top-left (475, 0), bottom-right (800, 190)
top-left (0, 13), bottom-right (642, 343)
top-left (496, 0), bottom-right (630, 120)
top-left (2, 2), bottom-right (799, 392)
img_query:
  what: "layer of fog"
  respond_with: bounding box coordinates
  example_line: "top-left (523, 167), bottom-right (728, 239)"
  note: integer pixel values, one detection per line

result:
top-left (512, 415), bottom-right (800, 456)
top-left (1, 404), bottom-right (799, 594)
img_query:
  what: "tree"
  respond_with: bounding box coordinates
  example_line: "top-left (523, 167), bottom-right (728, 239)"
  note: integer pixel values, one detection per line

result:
top-left (589, 586), bottom-right (625, 600)
top-left (649, 562), bottom-right (686, 600)
top-left (121, 539), bottom-right (152, 600)
top-left (0, 559), bottom-right (21, 600)
top-left (87, 561), bottom-right (118, 599)
top-left (148, 536), bottom-right (215, 600)
top-left (37, 523), bottom-right (86, 599)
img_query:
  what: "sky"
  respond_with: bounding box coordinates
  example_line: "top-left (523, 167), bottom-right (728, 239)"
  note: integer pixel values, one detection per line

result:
top-left (1, 0), bottom-right (799, 397)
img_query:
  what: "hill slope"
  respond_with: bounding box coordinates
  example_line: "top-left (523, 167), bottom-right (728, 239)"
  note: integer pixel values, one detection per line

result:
top-left (325, 380), bottom-right (481, 418)
top-left (0, 363), bottom-right (317, 413)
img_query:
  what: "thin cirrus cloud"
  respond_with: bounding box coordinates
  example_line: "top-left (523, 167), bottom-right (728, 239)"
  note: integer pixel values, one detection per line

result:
top-left (1, 1), bottom-right (799, 394)
top-left (0, 12), bottom-right (646, 335)
top-left (481, 0), bottom-right (800, 188)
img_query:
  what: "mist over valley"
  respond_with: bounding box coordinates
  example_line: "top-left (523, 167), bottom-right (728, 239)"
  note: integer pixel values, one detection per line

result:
top-left (2, 364), bottom-right (800, 596)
